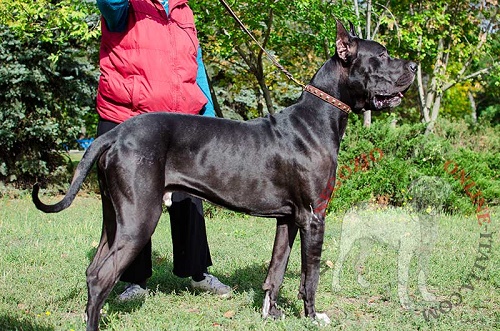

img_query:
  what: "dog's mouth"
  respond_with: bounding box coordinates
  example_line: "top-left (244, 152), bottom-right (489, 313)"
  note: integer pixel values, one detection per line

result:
top-left (372, 92), bottom-right (404, 110)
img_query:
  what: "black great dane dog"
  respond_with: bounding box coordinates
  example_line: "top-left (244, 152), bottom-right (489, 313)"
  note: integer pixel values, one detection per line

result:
top-left (33, 21), bottom-right (416, 330)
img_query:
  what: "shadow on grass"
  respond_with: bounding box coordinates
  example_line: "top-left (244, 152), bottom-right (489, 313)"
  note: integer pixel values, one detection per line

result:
top-left (227, 262), bottom-right (303, 318)
top-left (85, 247), bottom-right (302, 320)
top-left (0, 314), bottom-right (54, 331)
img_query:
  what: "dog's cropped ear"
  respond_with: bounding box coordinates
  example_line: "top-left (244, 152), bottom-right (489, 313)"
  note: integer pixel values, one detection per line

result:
top-left (335, 20), bottom-right (356, 63)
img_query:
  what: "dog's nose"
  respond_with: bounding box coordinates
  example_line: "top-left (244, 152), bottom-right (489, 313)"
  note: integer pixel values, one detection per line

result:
top-left (408, 62), bottom-right (418, 73)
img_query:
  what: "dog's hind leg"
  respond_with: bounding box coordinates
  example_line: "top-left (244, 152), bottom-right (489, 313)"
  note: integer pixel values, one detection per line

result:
top-left (87, 190), bottom-right (117, 275)
top-left (417, 253), bottom-right (436, 301)
top-left (262, 217), bottom-right (298, 319)
top-left (355, 238), bottom-right (372, 288)
top-left (397, 241), bottom-right (414, 310)
top-left (85, 182), bottom-right (163, 331)
top-left (332, 228), bottom-right (357, 292)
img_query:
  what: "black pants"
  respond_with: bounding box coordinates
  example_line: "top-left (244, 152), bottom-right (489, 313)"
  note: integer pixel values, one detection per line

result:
top-left (97, 119), bottom-right (213, 282)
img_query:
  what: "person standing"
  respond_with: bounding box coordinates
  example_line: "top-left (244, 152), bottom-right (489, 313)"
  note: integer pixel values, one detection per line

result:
top-left (95, 0), bottom-right (231, 300)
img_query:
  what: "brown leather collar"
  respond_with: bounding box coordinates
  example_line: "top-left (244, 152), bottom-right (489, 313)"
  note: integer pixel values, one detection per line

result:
top-left (304, 85), bottom-right (351, 114)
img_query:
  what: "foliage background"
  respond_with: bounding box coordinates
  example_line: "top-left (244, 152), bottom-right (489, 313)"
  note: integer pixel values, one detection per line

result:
top-left (329, 116), bottom-right (499, 214)
top-left (0, 0), bottom-right (100, 185)
top-left (0, 0), bottom-right (498, 211)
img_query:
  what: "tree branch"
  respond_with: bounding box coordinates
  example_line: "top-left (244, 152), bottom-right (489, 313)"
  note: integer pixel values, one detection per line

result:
top-left (353, 0), bottom-right (363, 38)
top-left (417, 62), bottom-right (429, 122)
top-left (258, 8), bottom-right (274, 65)
top-left (442, 66), bottom-right (494, 91)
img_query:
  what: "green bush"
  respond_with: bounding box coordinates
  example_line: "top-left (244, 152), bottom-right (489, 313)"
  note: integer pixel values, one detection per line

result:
top-left (0, 25), bottom-right (98, 187)
top-left (327, 116), bottom-right (499, 215)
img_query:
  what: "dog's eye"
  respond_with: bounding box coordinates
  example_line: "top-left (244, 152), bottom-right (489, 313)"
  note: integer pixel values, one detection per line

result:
top-left (379, 52), bottom-right (388, 59)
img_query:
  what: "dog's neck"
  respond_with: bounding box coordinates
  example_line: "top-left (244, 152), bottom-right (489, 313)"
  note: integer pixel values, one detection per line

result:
top-left (303, 85), bottom-right (351, 114)
top-left (310, 54), bottom-right (367, 114)
top-left (295, 57), bottom-right (350, 139)
top-left (306, 56), bottom-right (360, 114)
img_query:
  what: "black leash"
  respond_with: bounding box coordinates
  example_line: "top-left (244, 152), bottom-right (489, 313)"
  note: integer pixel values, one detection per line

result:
top-left (219, 0), bottom-right (305, 88)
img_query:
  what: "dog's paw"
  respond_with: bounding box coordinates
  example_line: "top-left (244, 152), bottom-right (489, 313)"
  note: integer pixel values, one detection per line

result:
top-left (357, 275), bottom-right (370, 288)
top-left (421, 291), bottom-right (437, 302)
top-left (263, 307), bottom-right (285, 320)
top-left (312, 312), bottom-right (331, 326)
top-left (400, 300), bottom-right (414, 311)
top-left (262, 291), bottom-right (284, 320)
top-left (163, 192), bottom-right (172, 207)
top-left (332, 280), bottom-right (342, 292)
top-left (398, 286), bottom-right (414, 310)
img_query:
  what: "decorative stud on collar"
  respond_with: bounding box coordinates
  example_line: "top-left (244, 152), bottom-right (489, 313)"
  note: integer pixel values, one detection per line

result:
top-left (304, 85), bottom-right (351, 114)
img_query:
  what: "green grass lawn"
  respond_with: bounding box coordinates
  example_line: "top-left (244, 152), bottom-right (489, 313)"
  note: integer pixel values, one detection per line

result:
top-left (0, 195), bottom-right (498, 330)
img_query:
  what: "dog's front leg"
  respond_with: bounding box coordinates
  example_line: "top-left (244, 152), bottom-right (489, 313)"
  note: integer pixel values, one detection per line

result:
top-left (298, 214), bottom-right (330, 324)
top-left (397, 241), bottom-right (414, 310)
top-left (262, 218), bottom-right (298, 319)
top-left (417, 252), bottom-right (437, 302)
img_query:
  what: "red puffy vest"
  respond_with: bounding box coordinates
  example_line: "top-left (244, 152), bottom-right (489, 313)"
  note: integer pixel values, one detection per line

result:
top-left (96, 0), bottom-right (207, 123)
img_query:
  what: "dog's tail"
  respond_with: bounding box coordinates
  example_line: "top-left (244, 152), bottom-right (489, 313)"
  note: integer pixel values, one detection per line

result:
top-left (32, 130), bottom-right (117, 213)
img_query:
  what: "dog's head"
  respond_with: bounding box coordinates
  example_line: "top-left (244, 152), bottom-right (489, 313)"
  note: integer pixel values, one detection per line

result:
top-left (335, 21), bottom-right (417, 113)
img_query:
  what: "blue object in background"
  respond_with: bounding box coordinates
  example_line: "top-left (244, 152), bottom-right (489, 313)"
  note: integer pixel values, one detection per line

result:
top-left (76, 138), bottom-right (94, 150)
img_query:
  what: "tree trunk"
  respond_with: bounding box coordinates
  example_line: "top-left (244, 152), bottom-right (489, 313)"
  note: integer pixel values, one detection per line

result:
top-left (363, 0), bottom-right (372, 128)
top-left (363, 111), bottom-right (372, 127)
top-left (420, 38), bottom-right (448, 134)
top-left (416, 63), bottom-right (430, 123)
top-left (425, 93), bottom-right (442, 134)
top-left (416, 6), bottom-right (496, 134)
top-left (258, 76), bottom-right (274, 115)
top-left (468, 91), bottom-right (477, 123)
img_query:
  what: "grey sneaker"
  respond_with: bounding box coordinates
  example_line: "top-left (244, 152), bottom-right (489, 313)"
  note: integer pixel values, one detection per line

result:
top-left (191, 273), bottom-right (231, 297)
top-left (117, 283), bottom-right (148, 302)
